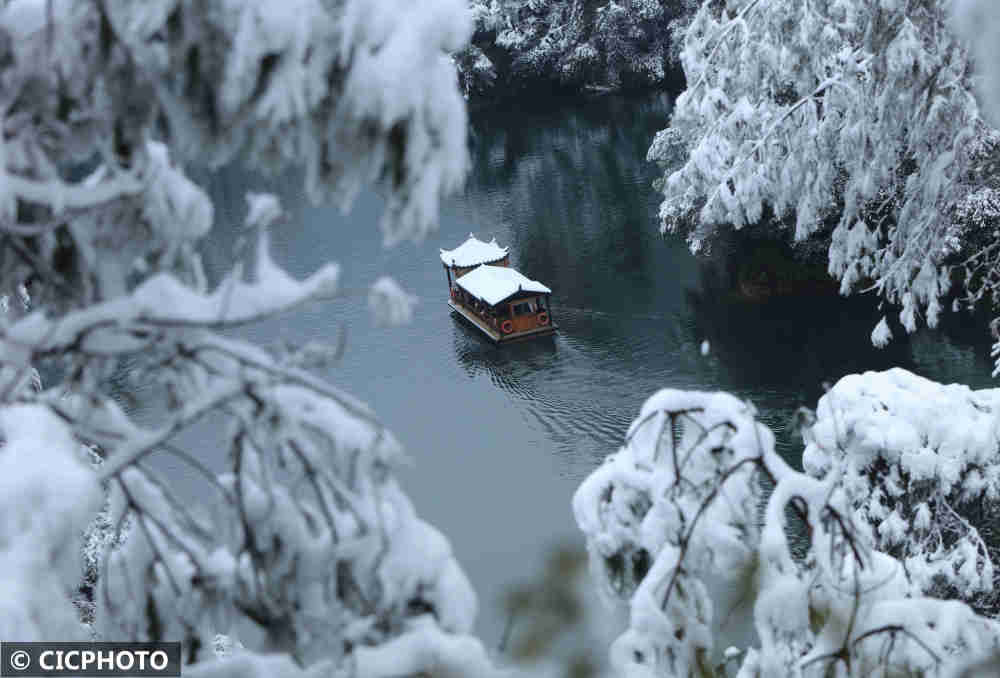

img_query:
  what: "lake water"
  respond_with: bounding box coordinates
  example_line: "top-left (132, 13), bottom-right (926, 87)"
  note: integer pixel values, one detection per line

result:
top-left (182, 91), bottom-right (997, 646)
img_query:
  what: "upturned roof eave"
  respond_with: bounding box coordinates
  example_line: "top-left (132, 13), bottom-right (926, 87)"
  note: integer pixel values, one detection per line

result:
top-left (441, 253), bottom-right (509, 268)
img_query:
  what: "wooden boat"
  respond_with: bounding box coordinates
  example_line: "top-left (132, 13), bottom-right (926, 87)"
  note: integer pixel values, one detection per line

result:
top-left (440, 234), bottom-right (557, 343)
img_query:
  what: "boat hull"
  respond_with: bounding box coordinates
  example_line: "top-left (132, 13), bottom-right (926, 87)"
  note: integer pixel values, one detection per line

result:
top-left (448, 301), bottom-right (557, 343)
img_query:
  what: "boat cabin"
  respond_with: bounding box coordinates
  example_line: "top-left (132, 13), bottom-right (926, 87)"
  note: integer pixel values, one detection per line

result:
top-left (440, 235), bottom-right (557, 343)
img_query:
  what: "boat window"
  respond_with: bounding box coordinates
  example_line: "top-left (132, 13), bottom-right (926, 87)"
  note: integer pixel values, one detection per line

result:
top-left (513, 302), bottom-right (535, 315)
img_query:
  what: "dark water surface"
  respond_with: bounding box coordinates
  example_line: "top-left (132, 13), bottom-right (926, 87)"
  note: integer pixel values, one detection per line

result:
top-left (181, 92), bottom-right (996, 644)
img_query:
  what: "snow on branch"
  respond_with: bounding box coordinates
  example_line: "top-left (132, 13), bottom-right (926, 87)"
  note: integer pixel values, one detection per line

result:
top-left (656, 0), bottom-right (996, 347)
top-left (0, 1), bottom-right (505, 676)
top-left (368, 276), bottom-right (418, 327)
top-left (2, 171), bottom-right (143, 213)
top-left (575, 385), bottom-right (1000, 677)
top-left (0, 404), bottom-right (103, 640)
top-left (0, 229), bottom-right (338, 358)
top-left (93, 0), bottom-right (472, 244)
top-left (351, 617), bottom-right (513, 678)
top-left (804, 368), bottom-right (1000, 613)
top-left (574, 389), bottom-right (775, 676)
top-left (93, 368), bottom-right (482, 670)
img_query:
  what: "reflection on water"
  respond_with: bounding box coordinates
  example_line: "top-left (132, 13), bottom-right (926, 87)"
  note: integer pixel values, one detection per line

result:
top-left (180, 91), bottom-right (998, 645)
top-left (466, 93), bottom-right (674, 316)
top-left (453, 322), bottom-right (634, 461)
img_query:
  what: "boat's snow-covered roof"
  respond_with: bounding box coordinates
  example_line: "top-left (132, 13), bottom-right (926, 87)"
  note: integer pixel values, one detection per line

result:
top-left (440, 234), bottom-right (509, 267)
top-left (456, 265), bottom-right (551, 306)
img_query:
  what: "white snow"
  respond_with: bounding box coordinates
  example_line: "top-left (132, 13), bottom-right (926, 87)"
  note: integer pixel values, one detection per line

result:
top-left (455, 264), bottom-right (551, 306)
top-left (439, 233), bottom-right (509, 267)
top-left (804, 368), bottom-right (1000, 483)
top-left (871, 316), bottom-right (893, 348)
top-left (337, 0), bottom-right (472, 244)
top-left (140, 141), bottom-right (214, 241)
top-left (0, 1), bottom-right (501, 675)
top-left (573, 389), bottom-right (772, 676)
top-left (575, 380), bottom-right (1000, 676)
top-left (375, 486), bottom-right (478, 635)
top-left (1, 230), bottom-right (339, 357)
top-left (352, 617), bottom-right (512, 678)
top-left (244, 193), bottom-right (284, 230)
top-left (0, 405), bottom-right (102, 640)
top-left (657, 0), bottom-right (982, 346)
top-left (804, 368), bottom-right (1000, 603)
top-left (369, 276), bottom-right (418, 327)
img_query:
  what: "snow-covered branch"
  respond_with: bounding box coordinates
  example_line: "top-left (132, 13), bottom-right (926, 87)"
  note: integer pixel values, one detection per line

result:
top-left (655, 0), bottom-right (999, 351)
top-left (0, 1), bottom-right (504, 676)
top-left (2, 172), bottom-right (143, 212)
top-left (575, 383), bottom-right (1000, 677)
top-left (0, 233), bottom-right (339, 359)
top-left (804, 368), bottom-right (1000, 615)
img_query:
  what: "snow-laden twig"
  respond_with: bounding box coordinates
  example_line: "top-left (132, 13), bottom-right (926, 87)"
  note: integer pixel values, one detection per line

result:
top-left (575, 383), bottom-right (1000, 677)
top-left (2, 172), bottom-right (142, 211)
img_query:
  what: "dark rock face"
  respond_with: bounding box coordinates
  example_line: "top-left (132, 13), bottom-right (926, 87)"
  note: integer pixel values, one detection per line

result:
top-left (456, 0), bottom-right (697, 101)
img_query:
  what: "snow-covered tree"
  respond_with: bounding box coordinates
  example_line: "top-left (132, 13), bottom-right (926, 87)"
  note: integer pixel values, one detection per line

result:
top-left (648, 0), bottom-right (1000, 362)
top-left (456, 0), bottom-right (697, 98)
top-left (803, 369), bottom-right (1000, 617)
top-left (0, 0), bottom-right (517, 675)
top-left (574, 384), bottom-right (1000, 677)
